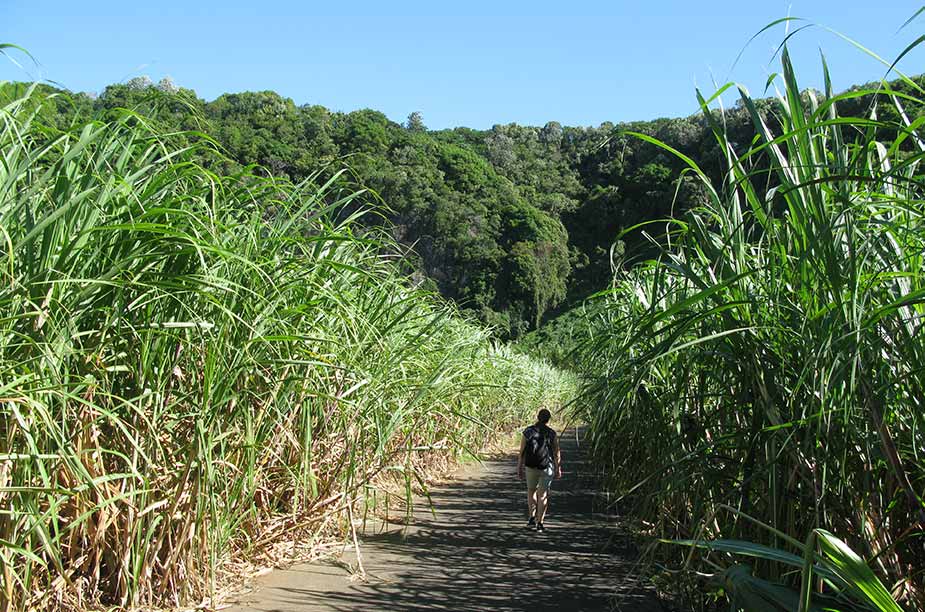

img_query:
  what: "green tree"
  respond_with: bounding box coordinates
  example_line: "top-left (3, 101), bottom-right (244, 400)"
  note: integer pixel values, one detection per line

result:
top-left (405, 111), bottom-right (426, 132)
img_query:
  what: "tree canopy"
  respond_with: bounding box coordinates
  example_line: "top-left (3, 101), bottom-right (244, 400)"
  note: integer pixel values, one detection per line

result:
top-left (8, 73), bottom-right (921, 337)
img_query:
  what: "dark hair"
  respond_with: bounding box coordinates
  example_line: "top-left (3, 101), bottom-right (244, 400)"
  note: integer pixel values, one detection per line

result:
top-left (537, 409), bottom-right (551, 425)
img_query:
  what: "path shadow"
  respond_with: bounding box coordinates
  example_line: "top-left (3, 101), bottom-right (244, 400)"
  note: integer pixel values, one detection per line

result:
top-left (229, 428), bottom-right (665, 612)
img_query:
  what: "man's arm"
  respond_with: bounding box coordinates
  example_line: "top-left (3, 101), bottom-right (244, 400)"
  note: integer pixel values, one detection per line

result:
top-left (553, 436), bottom-right (562, 479)
top-left (517, 434), bottom-right (526, 480)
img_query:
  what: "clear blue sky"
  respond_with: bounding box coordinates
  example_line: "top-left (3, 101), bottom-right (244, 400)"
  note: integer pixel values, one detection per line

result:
top-left (3, 1), bottom-right (924, 129)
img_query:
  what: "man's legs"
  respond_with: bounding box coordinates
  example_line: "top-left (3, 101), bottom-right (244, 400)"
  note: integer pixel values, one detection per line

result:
top-left (536, 469), bottom-right (553, 527)
top-left (527, 467), bottom-right (539, 517)
top-left (536, 486), bottom-right (548, 524)
top-left (525, 467), bottom-right (539, 519)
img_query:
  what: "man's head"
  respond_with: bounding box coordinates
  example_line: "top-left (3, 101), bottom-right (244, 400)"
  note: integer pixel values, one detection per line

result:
top-left (537, 409), bottom-right (551, 425)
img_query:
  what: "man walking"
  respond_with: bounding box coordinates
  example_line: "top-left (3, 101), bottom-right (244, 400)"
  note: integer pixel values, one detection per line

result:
top-left (517, 409), bottom-right (562, 532)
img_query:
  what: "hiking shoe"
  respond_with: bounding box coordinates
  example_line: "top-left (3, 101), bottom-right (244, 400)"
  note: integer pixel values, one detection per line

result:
top-left (526, 516), bottom-right (536, 528)
top-left (536, 522), bottom-right (545, 533)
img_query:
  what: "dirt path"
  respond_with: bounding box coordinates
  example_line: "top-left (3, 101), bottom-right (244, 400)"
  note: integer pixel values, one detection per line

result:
top-left (226, 427), bottom-right (665, 612)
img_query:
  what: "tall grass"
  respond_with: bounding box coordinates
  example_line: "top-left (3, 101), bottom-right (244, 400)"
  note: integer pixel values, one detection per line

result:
top-left (0, 84), bottom-right (574, 611)
top-left (575, 44), bottom-right (925, 608)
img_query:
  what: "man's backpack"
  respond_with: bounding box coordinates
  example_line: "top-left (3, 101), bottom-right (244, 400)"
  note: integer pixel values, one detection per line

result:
top-left (523, 425), bottom-right (553, 469)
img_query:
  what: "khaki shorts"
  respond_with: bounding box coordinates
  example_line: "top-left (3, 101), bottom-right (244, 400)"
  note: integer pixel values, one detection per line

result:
top-left (525, 465), bottom-right (554, 491)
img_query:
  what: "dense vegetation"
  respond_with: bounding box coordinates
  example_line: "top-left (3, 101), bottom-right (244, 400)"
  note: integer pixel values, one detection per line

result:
top-left (4, 79), bottom-right (581, 337)
top-left (15, 74), bottom-right (921, 338)
top-left (0, 84), bottom-right (574, 611)
top-left (5, 22), bottom-right (925, 612)
top-left (560, 47), bottom-right (925, 610)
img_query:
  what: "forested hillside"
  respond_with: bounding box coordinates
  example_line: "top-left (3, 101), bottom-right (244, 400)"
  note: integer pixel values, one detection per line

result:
top-left (6, 73), bottom-right (922, 337)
